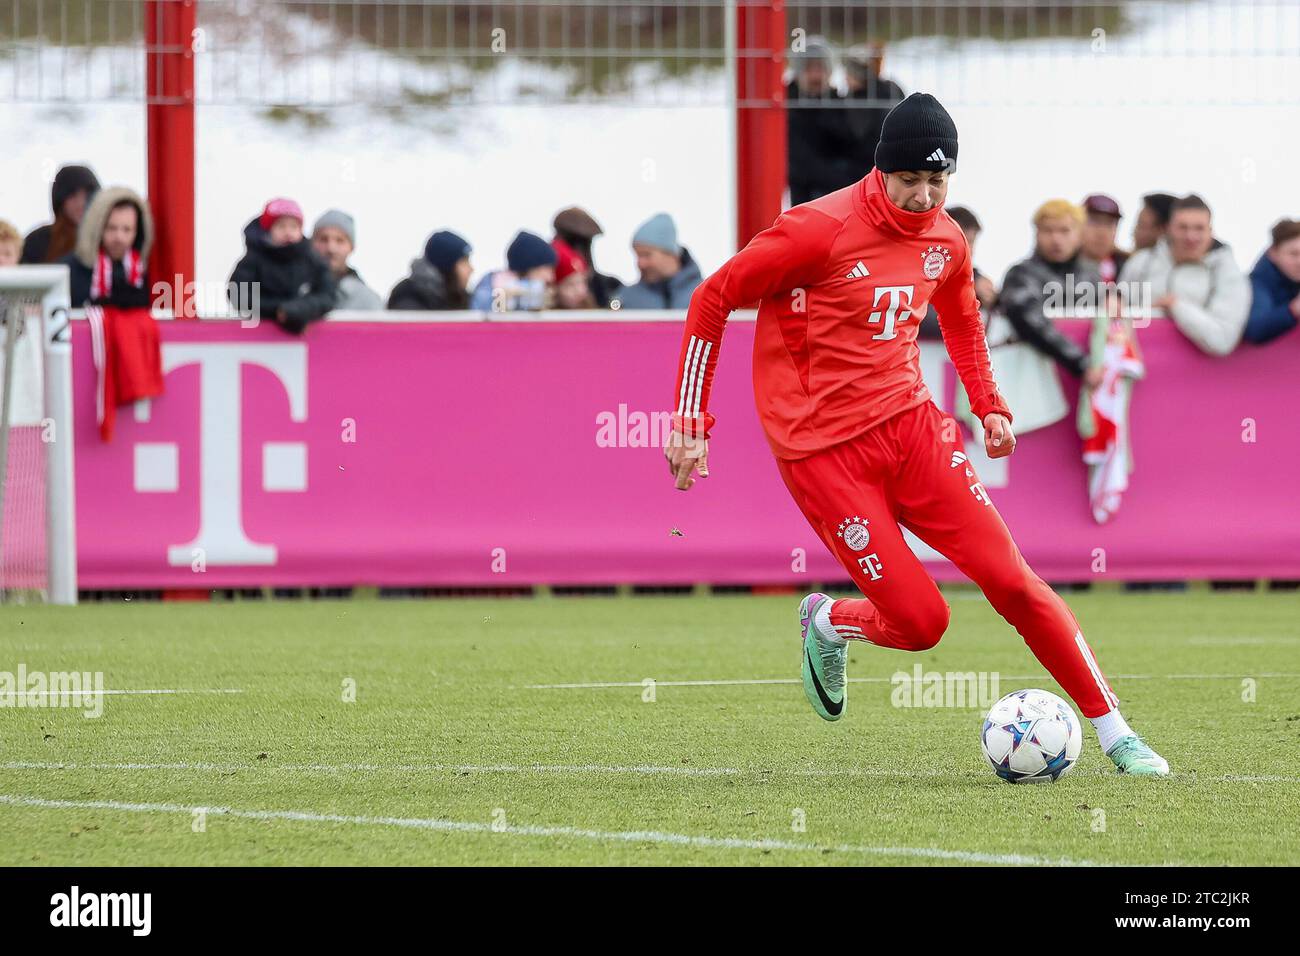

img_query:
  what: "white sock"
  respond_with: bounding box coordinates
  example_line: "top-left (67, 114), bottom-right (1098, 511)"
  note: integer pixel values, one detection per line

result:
top-left (1090, 709), bottom-right (1134, 753)
top-left (813, 601), bottom-right (846, 644)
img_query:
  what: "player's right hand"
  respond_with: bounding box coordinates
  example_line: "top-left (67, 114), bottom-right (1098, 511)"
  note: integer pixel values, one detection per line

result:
top-left (664, 430), bottom-right (710, 491)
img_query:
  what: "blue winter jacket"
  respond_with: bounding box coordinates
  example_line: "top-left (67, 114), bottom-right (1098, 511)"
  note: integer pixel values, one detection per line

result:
top-left (1244, 253), bottom-right (1299, 344)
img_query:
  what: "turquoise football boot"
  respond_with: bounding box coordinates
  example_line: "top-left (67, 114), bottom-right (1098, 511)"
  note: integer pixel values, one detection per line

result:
top-left (1105, 735), bottom-right (1170, 777)
top-left (799, 592), bottom-right (846, 722)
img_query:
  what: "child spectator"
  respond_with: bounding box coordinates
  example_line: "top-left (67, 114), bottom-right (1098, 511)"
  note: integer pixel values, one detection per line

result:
top-left (0, 220), bottom-right (21, 266)
top-left (469, 231), bottom-right (556, 312)
top-left (552, 239), bottom-right (595, 309)
top-left (229, 198), bottom-right (336, 334)
top-left (552, 206), bottom-right (622, 308)
top-left (388, 230), bottom-right (473, 310)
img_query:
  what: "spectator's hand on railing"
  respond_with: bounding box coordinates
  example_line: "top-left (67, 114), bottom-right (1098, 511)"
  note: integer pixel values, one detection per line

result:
top-left (983, 413), bottom-right (1016, 460)
top-left (665, 429), bottom-right (709, 491)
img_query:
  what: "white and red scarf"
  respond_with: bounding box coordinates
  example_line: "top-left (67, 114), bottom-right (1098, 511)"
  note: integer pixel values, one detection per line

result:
top-left (1082, 320), bottom-right (1144, 523)
top-left (84, 303), bottom-right (164, 442)
top-left (89, 248), bottom-right (144, 301)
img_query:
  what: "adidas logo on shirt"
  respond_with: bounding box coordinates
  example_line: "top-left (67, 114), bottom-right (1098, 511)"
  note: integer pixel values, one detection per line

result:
top-left (928, 148), bottom-right (948, 163)
top-left (950, 451), bottom-right (968, 468)
top-left (845, 260), bottom-right (871, 280)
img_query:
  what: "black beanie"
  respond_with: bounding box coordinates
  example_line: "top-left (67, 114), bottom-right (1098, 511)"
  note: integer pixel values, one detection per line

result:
top-left (873, 93), bottom-right (958, 175)
top-left (424, 230), bottom-right (472, 274)
top-left (506, 230), bottom-right (557, 274)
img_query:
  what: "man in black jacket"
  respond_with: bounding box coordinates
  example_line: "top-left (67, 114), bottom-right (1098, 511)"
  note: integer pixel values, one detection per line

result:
top-left (843, 42), bottom-right (905, 177)
top-left (786, 39), bottom-right (859, 206)
top-left (228, 198), bottom-right (336, 333)
top-left (999, 199), bottom-right (1103, 387)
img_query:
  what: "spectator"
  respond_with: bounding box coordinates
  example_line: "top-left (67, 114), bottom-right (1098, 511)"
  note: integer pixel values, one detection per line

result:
top-left (469, 230), bottom-right (556, 312)
top-left (1132, 192), bottom-right (1176, 251)
top-left (0, 220), bottom-right (21, 266)
top-left (787, 38), bottom-right (858, 206)
top-left (311, 209), bottom-right (382, 311)
top-left (999, 199), bottom-right (1103, 384)
top-left (616, 213), bottom-right (703, 310)
top-left (59, 186), bottom-right (153, 308)
top-left (948, 205), bottom-right (997, 312)
top-left (843, 42), bottom-right (905, 176)
top-left (21, 164), bottom-right (100, 265)
top-left (1118, 194), bottom-right (1249, 357)
top-left (1081, 193), bottom-right (1130, 283)
top-left (228, 198), bottom-right (336, 334)
top-left (388, 230), bottom-right (473, 311)
top-left (1243, 218), bottom-right (1300, 345)
top-left (552, 239), bottom-right (595, 309)
top-left (553, 207), bottom-right (622, 308)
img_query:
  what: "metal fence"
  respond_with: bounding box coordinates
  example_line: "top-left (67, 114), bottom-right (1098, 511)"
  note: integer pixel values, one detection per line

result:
top-left (2, 1), bottom-right (1298, 109)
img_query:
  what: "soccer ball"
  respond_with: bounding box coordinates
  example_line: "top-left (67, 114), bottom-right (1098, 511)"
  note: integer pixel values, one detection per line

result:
top-left (981, 689), bottom-right (1082, 784)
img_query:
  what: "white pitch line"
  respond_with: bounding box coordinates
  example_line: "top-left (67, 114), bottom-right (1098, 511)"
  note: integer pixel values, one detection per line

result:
top-left (522, 673), bottom-right (1300, 690)
top-left (5, 760), bottom-right (1297, 785)
top-left (3, 688), bottom-right (244, 697)
top-left (0, 793), bottom-right (1101, 866)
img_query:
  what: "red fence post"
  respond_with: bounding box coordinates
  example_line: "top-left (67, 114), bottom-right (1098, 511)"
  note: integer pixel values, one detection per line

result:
top-left (144, 0), bottom-right (196, 316)
top-left (735, 1), bottom-right (787, 250)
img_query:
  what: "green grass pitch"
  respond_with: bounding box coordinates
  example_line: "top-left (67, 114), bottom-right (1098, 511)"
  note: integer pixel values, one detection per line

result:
top-left (1, 590), bottom-right (1297, 866)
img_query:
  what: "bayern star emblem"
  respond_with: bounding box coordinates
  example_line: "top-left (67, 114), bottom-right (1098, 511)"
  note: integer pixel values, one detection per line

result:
top-left (837, 516), bottom-right (870, 552)
top-left (922, 245), bottom-right (952, 281)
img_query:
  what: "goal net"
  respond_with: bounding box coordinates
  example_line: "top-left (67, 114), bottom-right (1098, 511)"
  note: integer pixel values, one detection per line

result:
top-left (0, 265), bottom-right (77, 605)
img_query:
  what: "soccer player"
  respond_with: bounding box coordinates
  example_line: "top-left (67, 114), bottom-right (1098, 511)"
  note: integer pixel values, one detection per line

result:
top-left (664, 93), bottom-right (1168, 776)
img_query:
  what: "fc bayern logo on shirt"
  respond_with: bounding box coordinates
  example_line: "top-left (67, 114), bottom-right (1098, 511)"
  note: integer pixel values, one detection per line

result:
top-left (922, 245), bottom-right (952, 280)
top-left (837, 516), bottom-right (870, 551)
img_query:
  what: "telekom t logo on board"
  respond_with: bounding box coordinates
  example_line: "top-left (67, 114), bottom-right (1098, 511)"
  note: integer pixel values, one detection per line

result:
top-left (132, 343), bottom-right (307, 567)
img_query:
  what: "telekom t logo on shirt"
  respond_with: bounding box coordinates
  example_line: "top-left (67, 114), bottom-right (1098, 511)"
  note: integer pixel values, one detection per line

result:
top-left (867, 285), bottom-right (915, 341)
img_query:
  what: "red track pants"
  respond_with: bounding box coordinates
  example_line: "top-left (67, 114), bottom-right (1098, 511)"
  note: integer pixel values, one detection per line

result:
top-left (777, 401), bottom-right (1119, 719)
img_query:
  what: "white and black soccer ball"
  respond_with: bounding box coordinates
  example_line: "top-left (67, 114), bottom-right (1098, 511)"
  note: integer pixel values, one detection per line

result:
top-left (981, 689), bottom-right (1082, 784)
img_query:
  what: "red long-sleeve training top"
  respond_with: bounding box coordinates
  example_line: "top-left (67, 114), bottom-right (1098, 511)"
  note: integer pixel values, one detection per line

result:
top-left (672, 166), bottom-right (1011, 460)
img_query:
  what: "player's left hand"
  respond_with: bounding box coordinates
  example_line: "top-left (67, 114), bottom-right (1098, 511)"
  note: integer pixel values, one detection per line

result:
top-left (983, 413), bottom-right (1016, 460)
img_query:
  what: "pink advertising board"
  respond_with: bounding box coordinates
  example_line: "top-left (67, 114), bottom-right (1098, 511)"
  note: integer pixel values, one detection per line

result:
top-left (71, 317), bottom-right (1300, 589)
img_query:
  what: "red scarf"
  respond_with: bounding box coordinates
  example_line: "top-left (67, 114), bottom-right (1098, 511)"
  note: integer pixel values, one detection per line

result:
top-left (90, 248), bottom-right (144, 301)
top-left (856, 166), bottom-right (945, 238)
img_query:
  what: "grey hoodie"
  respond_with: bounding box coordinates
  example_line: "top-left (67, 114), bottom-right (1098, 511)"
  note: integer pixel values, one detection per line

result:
top-left (615, 248), bottom-right (704, 310)
top-left (1118, 237), bottom-right (1249, 356)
